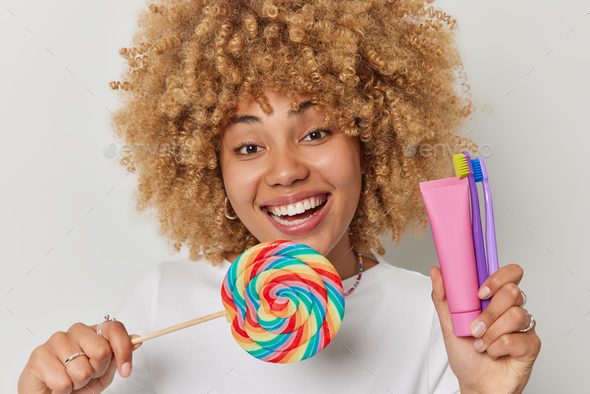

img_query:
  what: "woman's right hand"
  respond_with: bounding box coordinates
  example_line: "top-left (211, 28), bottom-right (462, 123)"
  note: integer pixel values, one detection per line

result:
top-left (18, 320), bottom-right (143, 394)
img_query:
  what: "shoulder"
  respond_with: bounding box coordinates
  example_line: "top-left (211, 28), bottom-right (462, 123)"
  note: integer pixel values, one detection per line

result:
top-left (375, 257), bottom-right (433, 286)
top-left (366, 253), bottom-right (434, 304)
top-left (130, 253), bottom-right (232, 290)
top-left (344, 253), bottom-right (437, 337)
top-left (153, 254), bottom-right (231, 292)
top-left (132, 254), bottom-right (232, 313)
top-left (115, 254), bottom-right (231, 326)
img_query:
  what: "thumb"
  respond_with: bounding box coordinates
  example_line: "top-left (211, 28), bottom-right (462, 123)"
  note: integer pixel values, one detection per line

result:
top-left (130, 334), bottom-right (143, 351)
top-left (429, 266), bottom-right (455, 339)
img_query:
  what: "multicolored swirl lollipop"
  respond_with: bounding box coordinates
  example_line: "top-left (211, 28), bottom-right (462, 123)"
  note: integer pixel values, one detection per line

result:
top-left (221, 240), bottom-right (346, 363)
top-left (131, 240), bottom-right (346, 364)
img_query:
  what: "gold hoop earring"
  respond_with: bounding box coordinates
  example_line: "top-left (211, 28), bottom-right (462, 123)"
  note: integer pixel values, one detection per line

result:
top-left (225, 196), bottom-right (237, 220)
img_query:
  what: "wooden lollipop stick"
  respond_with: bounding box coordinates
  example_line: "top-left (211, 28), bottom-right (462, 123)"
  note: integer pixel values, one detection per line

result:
top-left (131, 310), bottom-right (227, 345)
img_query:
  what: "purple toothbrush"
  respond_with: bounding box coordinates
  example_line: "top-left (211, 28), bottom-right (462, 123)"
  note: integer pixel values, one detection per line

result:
top-left (462, 151), bottom-right (490, 311)
top-left (479, 158), bottom-right (499, 277)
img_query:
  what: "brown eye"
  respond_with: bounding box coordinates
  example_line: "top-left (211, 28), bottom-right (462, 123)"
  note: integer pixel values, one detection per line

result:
top-left (303, 128), bottom-right (331, 142)
top-left (233, 142), bottom-right (262, 155)
top-left (243, 145), bottom-right (259, 154)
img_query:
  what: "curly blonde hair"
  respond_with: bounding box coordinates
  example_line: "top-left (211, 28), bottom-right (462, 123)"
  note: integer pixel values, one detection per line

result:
top-left (109, 0), bottom-right (477, 266)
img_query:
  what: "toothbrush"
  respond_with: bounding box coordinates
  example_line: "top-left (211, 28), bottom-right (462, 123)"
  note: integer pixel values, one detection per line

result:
top-left (473, 157), bottom-right (499, 277)
top-left (452, 152), bottom-right (490, 311)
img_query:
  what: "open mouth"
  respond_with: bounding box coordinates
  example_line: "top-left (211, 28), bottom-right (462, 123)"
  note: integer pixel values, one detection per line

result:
top-left (264, 194), bottom-right (329, 226)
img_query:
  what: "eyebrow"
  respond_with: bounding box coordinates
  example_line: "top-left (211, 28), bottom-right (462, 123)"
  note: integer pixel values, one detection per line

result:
top-left (224, 100), bottom-right (315, 129)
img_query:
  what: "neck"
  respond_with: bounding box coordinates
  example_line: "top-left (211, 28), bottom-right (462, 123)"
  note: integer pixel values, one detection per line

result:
top-left (324, 232), bottom-right (360, 281)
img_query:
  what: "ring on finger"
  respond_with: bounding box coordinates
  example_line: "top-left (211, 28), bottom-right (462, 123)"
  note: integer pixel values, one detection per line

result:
top-left (519, 290), bottom-right (527, 308)
top-left (97, 315), bottom-right (117, 336)
top-left (64, 352), bottom-right (87, 366)
top-left (517, 308), bottom-right (535, 333)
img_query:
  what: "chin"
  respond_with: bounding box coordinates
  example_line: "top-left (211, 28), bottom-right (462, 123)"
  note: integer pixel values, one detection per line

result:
top-left (295, 238), bottom-right (332, 256)
top-left (259, 233), bottom-right (325, 254)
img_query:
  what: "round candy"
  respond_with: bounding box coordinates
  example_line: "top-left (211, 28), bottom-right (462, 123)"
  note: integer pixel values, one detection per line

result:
top-left (221, 240), bottom-right (345, 363)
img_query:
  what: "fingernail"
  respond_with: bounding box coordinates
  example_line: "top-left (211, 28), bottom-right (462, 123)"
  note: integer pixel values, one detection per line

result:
top-left (474, 338), bottom-right (483, 350)
top-left (121, 362), bottom-right (132, 378)
top-left (471, 321), bottom-right (486, 337)
top-left (478, 286), bottom-right (491, 299)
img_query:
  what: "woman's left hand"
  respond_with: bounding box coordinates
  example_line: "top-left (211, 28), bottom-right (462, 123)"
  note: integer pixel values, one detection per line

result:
top-left (429, 264), bottom-right (542, 394)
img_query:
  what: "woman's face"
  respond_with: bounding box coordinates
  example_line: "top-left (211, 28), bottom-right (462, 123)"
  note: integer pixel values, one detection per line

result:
top-left (219, 89), bottom-right (363, 257)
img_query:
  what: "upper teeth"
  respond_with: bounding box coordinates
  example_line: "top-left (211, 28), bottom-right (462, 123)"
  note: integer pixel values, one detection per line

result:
top-left (267, 195), bottom-right (327, 217)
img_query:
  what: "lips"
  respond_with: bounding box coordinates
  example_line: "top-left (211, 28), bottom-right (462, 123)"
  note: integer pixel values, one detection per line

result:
top-left (263, 193), bottom-right (332, 236)
top-left (261, 192), bottom-right (330, 211)
top-left (263, 194), bottom-right (328, 218)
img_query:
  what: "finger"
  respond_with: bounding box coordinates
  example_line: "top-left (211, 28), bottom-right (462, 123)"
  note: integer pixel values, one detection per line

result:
top-left (429, 266), bottom-right (455, 339)
top-left (74, 356), bottom-right (119, 393)
top-left (28, 344), bottom-right (74, 394)
top-left (93, 320), bottom-right (134, 378)
top-left (470, 282), bottom-right (525, 338)
top-left (130, 334), bottom-right (144, 351)
top-left (67, 322), bottom-right (113, 378)
top-left (473, 306), bottom-right (533, 352)
top-left (98, 355), bottom-right (120, 389)
top-left (484, 330), bottom-right (542, 362)
top-left (74, 340), bottom-right (142, 394)
top-left (46, 329), bottom-right (95, 390)
top-left (477, 263), bottom-right (524, 300)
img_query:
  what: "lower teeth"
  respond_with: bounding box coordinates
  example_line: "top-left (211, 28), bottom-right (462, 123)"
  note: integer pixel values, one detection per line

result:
top-left (269, 205), bottom-right (324, 226)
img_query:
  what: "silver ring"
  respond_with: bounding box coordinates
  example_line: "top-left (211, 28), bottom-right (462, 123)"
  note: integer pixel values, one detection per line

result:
top-left (64, 352), bottom-right (87, 366)
top-left (97, 315), bottom-right (117, 336)
top-left (519, 290), bottom-right (527, 308)
top-left (517, 309), bottom-right (535, 333)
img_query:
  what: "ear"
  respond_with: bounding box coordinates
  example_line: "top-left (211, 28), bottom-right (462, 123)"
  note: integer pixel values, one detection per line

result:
top-left (358, 136), bottom-right (367, 176)
top-left (360, 150), bottom-right (368, 176)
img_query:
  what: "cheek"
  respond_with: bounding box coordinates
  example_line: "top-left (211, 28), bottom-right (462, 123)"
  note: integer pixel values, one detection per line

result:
top-left (220, 146), bottom-right (245, 201)
top-left (221, 160), bottom-right (260, 211)
top-left (313, 139), bottom-right (362, 190)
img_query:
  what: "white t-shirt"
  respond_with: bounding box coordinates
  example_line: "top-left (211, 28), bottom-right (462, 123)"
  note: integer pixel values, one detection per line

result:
top-left (106, 252), bottom-right (460, 393)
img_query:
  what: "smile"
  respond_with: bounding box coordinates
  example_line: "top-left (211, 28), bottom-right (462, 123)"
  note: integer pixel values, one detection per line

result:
top-left (266, 194), bottom-right (327, 223)
top-left (262, 193), bottom-right (331, 235)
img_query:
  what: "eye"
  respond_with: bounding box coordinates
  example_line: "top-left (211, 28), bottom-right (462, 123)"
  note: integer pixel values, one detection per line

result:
top-left (303, 128), bottom-right (332, 141)
top-left (233, 142), bottom-right (262, 155)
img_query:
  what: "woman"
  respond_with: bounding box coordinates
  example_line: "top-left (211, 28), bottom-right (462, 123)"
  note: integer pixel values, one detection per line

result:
top-left (18, 0), bottom-right (541, 392)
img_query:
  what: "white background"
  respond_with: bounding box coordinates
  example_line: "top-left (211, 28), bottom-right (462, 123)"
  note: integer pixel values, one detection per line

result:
top-left (1, 0), bottom-right (588, 392)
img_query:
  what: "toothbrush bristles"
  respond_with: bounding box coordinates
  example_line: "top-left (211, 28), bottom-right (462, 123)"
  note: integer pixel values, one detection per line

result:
top-left (471, 159), bottom-right (483, 182)
top-left (452, 154), bottom-right (469, 179)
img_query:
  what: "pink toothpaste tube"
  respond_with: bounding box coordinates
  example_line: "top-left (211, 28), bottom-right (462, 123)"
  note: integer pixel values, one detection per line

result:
top-left (420, 176), bottom-right (481, 337)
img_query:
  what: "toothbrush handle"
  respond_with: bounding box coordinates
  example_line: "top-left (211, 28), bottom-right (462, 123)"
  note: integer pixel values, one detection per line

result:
top-left (483, 179), bottom-right (499, 275)
top-left (469, 178), bottom-right (489, 311)
top-left (463, 152), bottom-right (489, 312)
top-left (469, 180), bottom-right (489, 311)
top-left (478, 186), bottom-right (495, 312)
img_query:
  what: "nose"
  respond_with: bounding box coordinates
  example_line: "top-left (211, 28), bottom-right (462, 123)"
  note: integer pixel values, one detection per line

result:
top-left (264, 145), bottom-right (310, 187)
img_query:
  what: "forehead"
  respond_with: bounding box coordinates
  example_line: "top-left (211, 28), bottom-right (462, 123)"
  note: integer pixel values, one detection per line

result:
top-left (221, 89), bottom-right (316, 132)
top-left (234, 89), bottom-right (311, 113)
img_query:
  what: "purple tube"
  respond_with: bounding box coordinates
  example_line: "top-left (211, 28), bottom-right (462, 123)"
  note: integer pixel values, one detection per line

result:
top-left (420, 176), bottom-right (481, 337)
